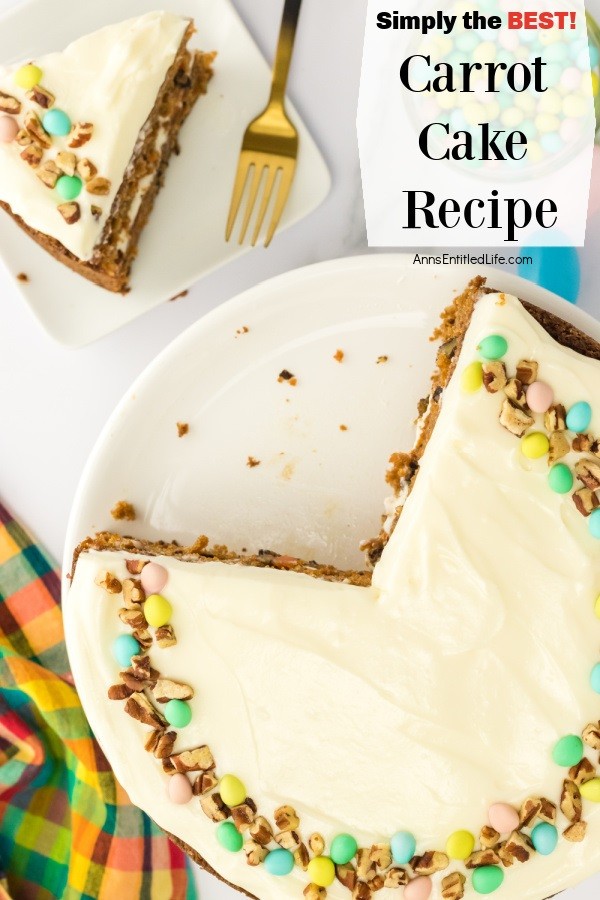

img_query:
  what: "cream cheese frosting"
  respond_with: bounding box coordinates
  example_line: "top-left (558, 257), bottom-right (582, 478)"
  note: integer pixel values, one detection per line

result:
top-left (0, 11), bottom-right (188, 260)
top-left (65, 293), bottom-right (600, 899)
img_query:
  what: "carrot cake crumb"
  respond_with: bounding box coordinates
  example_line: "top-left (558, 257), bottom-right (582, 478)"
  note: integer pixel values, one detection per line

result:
top-left (247, 456), bottom-right (261, 468)
top-left (176, 422), bottom-right (189, 438)
top-left (111, 500), bottom-right (136, 521)
top-left (236, 326), bottom-right (250, 336)
top-left (334, 349), bottom-right (344, 363)
top-left (16, 272), bottom-right (29, 283)
top-left (278, 369), bottom-right (297, 386)
top-left (377, 355), bottom-right (389, 364)
top-left (168, 289), bottom-right (189, 302)
top-left (339, 424), bottom-right (348, 431)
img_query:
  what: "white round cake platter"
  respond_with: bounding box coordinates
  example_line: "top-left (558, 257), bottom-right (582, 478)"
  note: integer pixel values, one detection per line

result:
top-left (62, 253), bottom-right (600, 900)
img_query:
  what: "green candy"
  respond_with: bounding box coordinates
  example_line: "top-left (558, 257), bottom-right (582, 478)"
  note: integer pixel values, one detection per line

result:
top-left (56, 175), bottom-right (82, 201)
top-left (548, 464), bottom-right (573, 494)
top-left (330, 834), bottom-right (358, 865)
top-left (478, 334), bottom-right (508, 360)
top-left (552, 734), bottom-right (583, 767)
top-left (216, 821), bottom-right (243, 852)
top-left (164, 699), bottom-right (192, 728)
top-left (472, 866), bottom-right (504, 894)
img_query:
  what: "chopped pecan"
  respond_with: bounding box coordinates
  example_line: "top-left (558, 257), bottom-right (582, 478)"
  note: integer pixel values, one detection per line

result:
top-left (576, 458), bottom-right (600, 490)
top-left (504, 378), bottom-right (528, 409)
top-left (91, 204), bottom-right (103, 221)
top-left (275, 830), bottom-right (300, 851)
top-left (162, 757), bottom-right (176, 775)
top-left (560, 779), bottom-right (582, 822)
top-left (303, 886), bottom-right (326, 900)
top-left (36, 159), bottom-right (61, 188)
top-left (120, 669), bottom-right (149, 692)
top-left (592, 439), bottom-right (600, 458)
top-left (153, 678), bottom-right (194, 703)
top-left (583, 722), bottom-right (600, 749)
top-left (370, 874), bottom-right (384, 891)
top-left (573, 433), bottom-right (592, 453)
top-left (0, 91), bottom-right (21, 114)
top-left (245, 840), bottom-right (268, 866)
top-left (500, 830), bottom-right (533, 864)
top-left (132, 627), bottom-right (153, 651)
top-left (126, 558), bottom-right (147, 575)
top-left (170, 745), bottom-right (215, 773)
top-left (441, 872), bottom-right (466, 900)
top-left (118, 607), bottom-right (147, 630)
top-left (58, 202), bottom-right (80, 224)
top-left (199, 791), bottom-right (230, 822)
top-left (25, 112), bottom-right (51, 149)
top-left (155, 624), bottom-right (177, 648)
top-left (16, 128), bottom-right (31, 146)
top-left (309, 834), bottom-right (325, 856)
top-left (548, 432), bottom-right (570, 465)
top-left (122, 578), bottom-right (145, 606)
top-left (412, 850), bottom-right (449, 875)
top-left (27, 85), bottom-right (54, 108)
top-left (274, 805), bottom-right (299, 832)
top-left (249, 816), bottom-right (273, 845)
top-left (56, 150), bottom-right (76, 176)
top-left (76, 157), bottom-right (97, 181)
top-left (516, 360), bottom-right (538, 384)
top-left (370, 844), bottom-right (391, 870)
top-left (538, 798), bottom-right (557, 824)
top-left (336, 863), bottom-right (358, 891)
top-left (383, 868), bottom-right (408, 888)
top-left (294, 843), bottom-right (309, 870)
top-left (130, 654), bottom-right (158, 686)
top-left (519, 797), bottom-right (542, 827)
top-left (569, 758), bottom-right (596, 785)
top-left (545, 404), bottom-right (566, 432)
top-left (85, 175), bottom-right (111, 195)
top-left (192, 770), bottom-right (218, 796)
top-left (356, 849), bottom-right (376, 881)
top-left (107, 682), bottom-right (133, 700)
top-left (68, 121), bottom-right (93, 148)
top-left (465, 849), bottom-right (501, 869)
top-left (482, 361), bottom-right (507, 394)
top-left (124, 692), bottom-right (165, 728)
top-left (144, 729), bottom-right (162, 753)
top-left (563, 821), bottom-right (587, 842)
top-left (231, 801), bottom-right (256, 832)
top-left (572, 488), bottom-right (600, 517)
top-left (153, 730), bottom-right (176, 759)
top-left (20, 144), bottom-right (43, 167)
top-left (95, 571), bottom-right (122, 594)
top-left (499, 399), bottom-right (534, 437)
top-left (479, 826), bottom-right (500, 849)
top-left (352, 883), bottom-right (371, 900)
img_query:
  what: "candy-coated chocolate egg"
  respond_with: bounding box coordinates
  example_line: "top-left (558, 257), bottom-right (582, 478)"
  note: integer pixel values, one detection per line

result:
top-left (0, 116), bottom-right (19, 142)
top-left (488, 802), bottom-right (520, 834)
top-left (141, 562), bottom-right (168, 594)
top-left (167, 773), bottom-right (192, 804)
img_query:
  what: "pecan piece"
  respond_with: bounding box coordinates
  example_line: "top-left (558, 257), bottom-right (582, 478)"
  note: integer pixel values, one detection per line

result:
top-left (303, 886), bottom-right (326, 900)
top-left (249, 815), bottom-right (274, 845)
top-left (500, 830), bottom-right (533, 864)
top-left (466, 849), bottom-right (501, 869)
top-left (154, 730), bottom-right (176, 759)
top-left (275, 830), bottom-right (300, 851)
top-left (153, 678), bottom-right (194, 703)
top-left (76, 157), bottom-right (97, 181)
top-left (122, 578), bottom-right (145, 606)
top-left (545, 404), bottom-right (567, 432)
top-left (130, 654), bottom-right (158, 686)
top-left (85, 175), bottom-right (111, 195)
top-left (274, 805), bottom-right (299, 832)
top-left (384, 868), bottom-right (408, 888)
top-left (336, 863), bottom-right (358, 891)
top-left (294, 842), bottom-right (309, 870)
top-left (499, 399), bottom-right (534, 437)
top-left (519, 797), bottom-right (542, 827)
top-left (573, 488), bottom-right (600, 517)
top-left (144, 729), bottom-right (162, 753)
top-left (58, 202), bottom-right (81, 224)
top-left (309, 834), bottom-right (325, 855)
top-left (412, 850), bottom-right (449, 875)
top-left (68, 122), bottom-right (94, 148)
top-left (107, 682), bottom-right (133, 700)
top-left (441, 872), bottom-right (466, 900)
top-left (538, 798), bottom-right (557, 824)
top-left (36, 159), bottom-right (61, 188)
top-left (20, 144), bottom-right (43, 167)
top-left (132, 627), bottom-right (153, 651)
top-left (124, 692), bottom-right (165, 728)
top-left (56, 150), bottom-right (77, 176)
top-left (126, 558), bottom-right (147, 575)
top-left (352, 884), bottom-right (371, 900)
top-left (245, 840), bottom-right (268, 866)
top-left (155, 624), bottom-right (177, 648)
top-left (560, 779), bottom-right (582, 822)
top-left (118, 607), bottom-right (147, 630)
top-left (16, 128), bottom-right (31, 146)
top-left (91, 204), bottom-right (103, 221)
top-left (0, 91), bottom-right (21, 114)
top-left (479, 826), bottom-right (500, 849)
top-left (504, 378), bottom-right (528, 409)
top-left (95, 571), bottom-right (122, 594)
top-left (27, 85), bottom-right (54, 108)
top-left (516, 360), bottom-right (538, 385)
top-left (576, 458), bottom-right (600, 490)
top-left (370, 844), bottom-right (391, 870)
top-left (482, 361), bottom-right (507, 394)
top-left (231, 801), bottom-right (256, 832)
top-left (548, 432), bottom-right (570, 465)
top-left (192, 770), bottom-right (218, 796)
top-left (170, 745), bottom-right (215, 773)
top-left (573, 433), bottom-right (592, 452)
top-left (583, 721), bottom-right (600, 749)
top-left (563, 821), bottom-right (587, 842)
top-left (356, 848), bottom-right (376, 881)
top-left (569, 758), bottom-right (596, 785)
top-left (199, 791), bottom-right (230, 822)
top-left (25, 112), bottom-right (51, 149)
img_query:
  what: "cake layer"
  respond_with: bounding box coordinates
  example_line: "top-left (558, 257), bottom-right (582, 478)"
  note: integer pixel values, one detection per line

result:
top-left (66, 292), bottom-right (600, 900)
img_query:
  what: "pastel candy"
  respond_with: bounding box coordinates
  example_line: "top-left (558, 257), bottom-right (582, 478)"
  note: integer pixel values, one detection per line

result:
top-left (56, 175), bottom-right (82, 201)
top-left (219, 775), bottom-right (246, 808)
top-left (566, 401), bottom-right (592, 432)
top-left (472, 865), bottom-right (504, 894)
top-left (478, 334), bottom-right (508, 360)
top-left (164, 699), bottom-right (192, 728)
top-left (167, 773), bottom-right (192, 804)
top-left (112, 633), bottom-right (140, 667)
top-left (404, 876), bottom-right (432, 900)
top-left (216, 821), bottom-right (243, 853)
top-left (144, 593), bottom-right (172, 627)
top-left (391, 831), bottom-right (416, 865)
top-left (548, 464), bottom-right (573, 494)
top-left (330, 833), bottom-right (358, 865)
top-left (264, 848), bottom-right (294, 876)
top-left (580, 778), bottom-right (600, 801)
top-left (0, 116), bottom-right (18, 142)
top-left (462, 362), bottom-right (483, 393)
top-left (526, 381), bottom-right (554, 413)
top-left (591, 662), bottom-right (600, 693)
top-left (589, 508), bottom-right (600, 539)
top-left (531, 822), bottom-right (558, 855)
top-left (552, 734), bottom-right (583, 767)
top-left (488, 802), bottom-right (520, 834)
top-left (521, 432), bottom-right (549, 459)
top-left (14, 64), bottom-right (42, 89)
top-left (42, 108), bottom-right (71, 136)
top-left (446, 830), bottom-right (475, 860)
top-left (307, 856), bottom-right (335, 887)
top-left (141, 562), bottom-right (168, 594)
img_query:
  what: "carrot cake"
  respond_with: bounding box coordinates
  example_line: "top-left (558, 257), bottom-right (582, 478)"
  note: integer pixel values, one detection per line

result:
top-left (65, 279), bottom-right (600, 900)
top-left (0, 11), bottom-right (214, 292)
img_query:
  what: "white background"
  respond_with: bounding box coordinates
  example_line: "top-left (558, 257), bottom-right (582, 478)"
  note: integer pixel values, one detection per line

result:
top-left (1, 0), bottom-right (600, 897)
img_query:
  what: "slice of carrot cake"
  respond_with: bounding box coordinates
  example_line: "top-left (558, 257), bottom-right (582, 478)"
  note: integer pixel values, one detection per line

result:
top-left (0, 11), bottom-right (214, 292)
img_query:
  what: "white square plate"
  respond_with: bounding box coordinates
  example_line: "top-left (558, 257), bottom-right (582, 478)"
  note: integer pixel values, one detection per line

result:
top-left (0, 0), bottom-right (330, 346)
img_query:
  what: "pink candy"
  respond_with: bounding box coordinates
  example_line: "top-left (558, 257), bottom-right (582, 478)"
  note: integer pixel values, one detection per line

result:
top-left (141, 561), bottom-right (168, 594)
top-left (488, 802), bottom-right (520, 834)
top-left (404, 877), bottom-right (432, 900)
top-left (526, 381), bottom-right (554, 414)
top-left (167, 773), bottom-right (193, 804)
top-left (0, 116), bottom-right (18, 143)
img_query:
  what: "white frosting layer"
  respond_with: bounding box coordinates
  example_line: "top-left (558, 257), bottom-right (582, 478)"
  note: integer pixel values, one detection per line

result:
top-left (65, 294), bottom-right (600, 899)
top-left (0, 12), bottom-right (188, 259)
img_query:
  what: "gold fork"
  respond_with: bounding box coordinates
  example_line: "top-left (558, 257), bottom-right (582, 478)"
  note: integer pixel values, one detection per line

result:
top-left (225, 0), bottom-right (302, 247)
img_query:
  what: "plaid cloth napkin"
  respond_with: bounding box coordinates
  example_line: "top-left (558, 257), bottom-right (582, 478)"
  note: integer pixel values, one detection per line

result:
top-left (0, 501), bottom-right (197, 900)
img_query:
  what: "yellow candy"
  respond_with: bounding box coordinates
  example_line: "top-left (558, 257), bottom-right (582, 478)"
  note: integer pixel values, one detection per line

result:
top-left (14, 64), bottom-right (42, 90)
top-left (461, 362), bottom-right (483, 394)
top-left (143, 593), bottom-right (172, 627)
top-left (592, 72), bottom-right (600, 98)
top-left (446, 830), bottom-right (475, 860)
top-left (219, 774), bottom-right (247, 807)
top-left (307, 856), bottom-right (336, 887)
top-left (594, 594), bottom-right (600, 618)
top-left (580, 778), bottom-right (600, 802)
top-left (521, 432), bottom-right (550, 459)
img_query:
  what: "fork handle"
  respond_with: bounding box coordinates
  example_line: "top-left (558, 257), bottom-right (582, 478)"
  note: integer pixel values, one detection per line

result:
top-left (269, 0), bottom-right (303, 107)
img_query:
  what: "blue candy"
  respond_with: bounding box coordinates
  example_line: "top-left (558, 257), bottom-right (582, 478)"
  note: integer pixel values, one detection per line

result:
top-left (531, 822), bottom-right (558, 856)
top-left (566, 401), bottom-right (592, 433)
top-left (42, 108), bottom-right (72, 136)
top-left (391, 831), bottom-right (417, 865)
top-left (589, 508), bottom-right (600, 539)
top-left (112, 633), bottom-right (140, 667)
top-left (264, 849), bottom-right (294, 876)
top-left (590, 663), bottom-right (600, 693)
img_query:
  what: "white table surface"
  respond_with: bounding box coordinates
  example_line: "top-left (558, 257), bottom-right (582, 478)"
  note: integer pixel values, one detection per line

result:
top-left (1, 0), bottom-right (599, 897)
